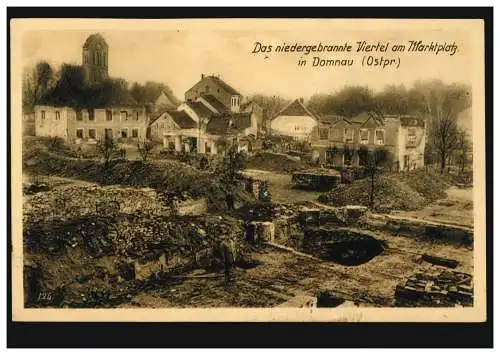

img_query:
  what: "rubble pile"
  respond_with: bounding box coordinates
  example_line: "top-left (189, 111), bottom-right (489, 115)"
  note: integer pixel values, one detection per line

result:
top-left (23, 184), bottom-right (166, 225)
top-left (24, 213), bottom-right (247, 308)
top-left (292, 169), bottom-right (341, 191)
top-left (234, 202), bottom-right (282, 222)
top-left (318, 176), bottom-right (427, 211)
top-left (244, 152), bottom-right (309, 173)
top-left (111, 214), bottom-right (245, 259)
top-left (395, 269), bottom-right (473, 307)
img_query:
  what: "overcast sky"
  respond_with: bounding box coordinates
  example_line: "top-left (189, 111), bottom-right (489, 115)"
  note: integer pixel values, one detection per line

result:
top-left (20, 20), bottom-right (475, 100)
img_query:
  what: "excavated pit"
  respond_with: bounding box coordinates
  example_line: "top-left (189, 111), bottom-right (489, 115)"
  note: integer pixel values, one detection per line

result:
top-left (316, 292), bottom-right (346, 307)
top-left (302, 228), bottom-right (385, 266)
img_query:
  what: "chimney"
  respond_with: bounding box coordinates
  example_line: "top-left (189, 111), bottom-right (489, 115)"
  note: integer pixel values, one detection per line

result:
top-left (299, 97), bottom-right (304, 104)
top-left (201, 74), bottom-right (205, 80)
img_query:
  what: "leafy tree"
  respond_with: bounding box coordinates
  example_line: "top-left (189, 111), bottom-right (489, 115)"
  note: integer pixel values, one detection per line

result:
top-left (22, 61), bottom-right (55, 110)
top-left (373, 84), bottom-right (409, 115)
top-left (308, 85), bottom-right (378, 118)
top-left (129, 81), bottom-right (180, 107)
top-left (42, 64), bottom-right (86, 108)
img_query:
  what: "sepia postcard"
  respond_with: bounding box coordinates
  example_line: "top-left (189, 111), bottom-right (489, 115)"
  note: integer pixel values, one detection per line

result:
top-left (10, 17), bottom-right (487, 323)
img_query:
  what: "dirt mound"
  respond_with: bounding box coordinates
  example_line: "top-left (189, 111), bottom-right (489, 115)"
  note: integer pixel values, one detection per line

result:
top-left (397, 169), bottom-right (450, 203)
top-left (245, 152), bottom-right (308, 173)
top-left (318, 176), bottom-right (427, 211)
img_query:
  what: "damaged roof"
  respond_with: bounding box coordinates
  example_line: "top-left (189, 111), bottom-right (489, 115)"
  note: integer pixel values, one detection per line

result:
top-left (206, 112), bottom-right (252, 135)
top-left (317, 114), bottom-right (349, 125)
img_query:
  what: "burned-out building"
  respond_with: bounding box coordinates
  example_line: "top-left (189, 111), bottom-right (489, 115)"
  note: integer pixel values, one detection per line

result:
top-left (33, 33), bottom-right (148, 144)
top-left (34, 104), bottom-right (149, 144)
top-left (310, 111), bottom-right (426, 171)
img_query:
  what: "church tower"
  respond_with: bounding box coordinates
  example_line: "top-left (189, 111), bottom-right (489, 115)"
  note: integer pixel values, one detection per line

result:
top-left (82, 33), bottom-right (109, 85)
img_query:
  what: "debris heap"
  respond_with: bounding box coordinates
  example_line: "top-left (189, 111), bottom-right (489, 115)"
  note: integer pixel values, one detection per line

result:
top-left (395, 269), bottom-right (473, 307)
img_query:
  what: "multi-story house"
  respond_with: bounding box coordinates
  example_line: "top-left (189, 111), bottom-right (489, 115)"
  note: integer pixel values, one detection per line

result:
top-left (152, 74), bottom-right (262, 155)
top-left (185, 74), bottom-right (243, 114)
top-left (34, 104), bottom-right (149, 144)
top-left (310, 111), bottom-right (426, 171)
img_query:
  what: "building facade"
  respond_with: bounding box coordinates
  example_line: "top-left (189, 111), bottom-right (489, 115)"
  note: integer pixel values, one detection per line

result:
top-left (310, 111), bottom-right (426, 171)
top-left (34, 105), bottom-right (149, 144)
top-left (270, 99), bottom-right (318, 140)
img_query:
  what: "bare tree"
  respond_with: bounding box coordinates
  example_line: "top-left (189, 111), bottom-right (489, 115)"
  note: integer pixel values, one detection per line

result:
top-left (455, 129), bottom-right (472, 174)
top-left (137, 139), bottom-right (154, 162)
top-left (414, 81), bottom-right (471, 174)
top-left (358, 147), bottom-right (390, 210)
top-left (432, 115), bottom-right (459, 174)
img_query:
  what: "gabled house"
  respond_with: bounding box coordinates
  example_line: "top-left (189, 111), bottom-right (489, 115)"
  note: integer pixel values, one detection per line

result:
top-left (270, 98), bottom-right (318, 140)
top-left (204, 112), bottom-right (258, 154)
top-left (149, 109), bottom-right (198, 152)
top-left (185, 74), bottom-right (243, 113)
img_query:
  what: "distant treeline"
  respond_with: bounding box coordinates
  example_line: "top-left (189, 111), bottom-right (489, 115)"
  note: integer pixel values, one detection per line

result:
top-left (307, 81), bottom-right (471, 118)
top-left (22, 61), bottom-right (180, 111)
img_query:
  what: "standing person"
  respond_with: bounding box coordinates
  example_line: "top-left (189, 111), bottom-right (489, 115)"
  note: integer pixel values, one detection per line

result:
top-left (225, 189), bottom-right (235, 211)
top-left (222, 240), bottom-right (235, 285)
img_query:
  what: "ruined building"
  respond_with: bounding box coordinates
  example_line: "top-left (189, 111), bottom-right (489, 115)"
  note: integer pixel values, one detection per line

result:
top-left (310, 111), bottom-right (426, 171)
top-left (34, 33), bottom-right (148, 144)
